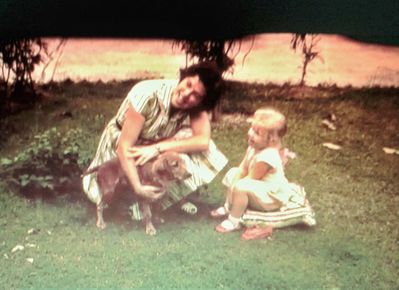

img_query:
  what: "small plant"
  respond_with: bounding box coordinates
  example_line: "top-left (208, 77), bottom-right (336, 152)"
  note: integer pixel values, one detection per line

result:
top-left (0, 127), bottom-right (91, 198)
top-left (290, 34), bottom-right (324, 86)
top-left (172, 40), bottom-right (235, 73)
top-left (0, 38), bottom-right (47, 104)
top-left (172, 38), bottom-right (254, 121)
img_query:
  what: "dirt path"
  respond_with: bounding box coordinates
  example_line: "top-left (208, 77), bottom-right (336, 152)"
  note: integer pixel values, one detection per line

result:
top-left (33, 34), bottom-right (399, 87)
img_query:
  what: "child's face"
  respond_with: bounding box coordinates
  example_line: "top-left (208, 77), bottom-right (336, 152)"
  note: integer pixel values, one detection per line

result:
top-left (247, 125), bottom-right (268, 149)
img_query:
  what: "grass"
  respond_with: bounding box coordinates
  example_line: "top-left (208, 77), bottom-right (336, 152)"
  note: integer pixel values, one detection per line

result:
top-left (1, 80), bottom-right (398, 289)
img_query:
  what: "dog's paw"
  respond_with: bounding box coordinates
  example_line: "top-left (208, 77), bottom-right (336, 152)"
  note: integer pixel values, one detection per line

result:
top-left (145, 223), bottom-right (157, 236)
top-left (153, 215), bottom-right (165, 224)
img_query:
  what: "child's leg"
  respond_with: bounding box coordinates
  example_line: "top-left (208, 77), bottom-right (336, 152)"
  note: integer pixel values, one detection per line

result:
top-left (230, 179), bottom-right (281, 215)
top-left (215, 179), bottom-right (281, 233)
top-left (230, 188), bottom-right (249, 219)
top-left (246, 192), bottom-right (281, 212)
top-left (215, 187), bottom-right (246, 233)
top-left (211, 168), bottom-right (238, 218)
top-left (230, 190), bottom-right (281, 217)
top-left (210, 187), bottom-right (231, 218)
top-left (222, 167), bottom-right (239, 208)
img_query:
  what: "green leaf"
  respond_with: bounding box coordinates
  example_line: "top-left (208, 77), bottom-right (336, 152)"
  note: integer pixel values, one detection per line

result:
top-left (0, 158), bottom-right (13, 166)
top-left (59, 177), bottom-right (69, 183)
top-left (20, 174), bottom-right (31, 187)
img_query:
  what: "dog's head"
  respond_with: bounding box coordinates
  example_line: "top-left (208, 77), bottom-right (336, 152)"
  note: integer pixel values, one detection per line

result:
top-left (153, 152), bottom-right (191, 184)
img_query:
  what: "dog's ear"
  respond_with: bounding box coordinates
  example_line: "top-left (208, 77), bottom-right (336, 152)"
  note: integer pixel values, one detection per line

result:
top-left (163, 156), bottom-right (178, 169)
top-left (162, 158), bottom-right (172, 173)
top-left (151, 158), bottom-right (171, 181)
top-left (169, 160), bottom-right (178, 167)
top-left (153, 160), bottom-right (165, 176)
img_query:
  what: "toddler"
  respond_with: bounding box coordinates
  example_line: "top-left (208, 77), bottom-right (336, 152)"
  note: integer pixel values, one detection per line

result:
top-left (211, 107), bottom-right (295, 233)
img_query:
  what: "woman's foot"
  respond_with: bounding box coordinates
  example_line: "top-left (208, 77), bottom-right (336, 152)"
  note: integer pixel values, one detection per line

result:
top-left (215, 216), bottom-right (241, 233)
top-left (210, 206), bottom-right (229, 218)
top-left (181, 201), bottom-right (198, 215)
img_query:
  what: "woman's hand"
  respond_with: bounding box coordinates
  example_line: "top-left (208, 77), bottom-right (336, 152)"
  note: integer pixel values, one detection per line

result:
top-left (116, 105), bottom-right (163, 201)
top-left (127, 145), bottom-right (160, 166)
top-left (135, 183), bottom-right (165, 201)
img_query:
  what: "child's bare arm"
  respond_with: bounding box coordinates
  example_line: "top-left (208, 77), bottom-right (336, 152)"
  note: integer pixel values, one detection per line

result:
top-left (248, 161), bottom-right (282, 207)
top-left (248, 161), bottom-right (275, 180)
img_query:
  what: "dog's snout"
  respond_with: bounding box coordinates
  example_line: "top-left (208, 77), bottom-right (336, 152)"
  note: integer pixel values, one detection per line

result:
top-left (184, 171), bottom-right (192, 180)
top-left (174, 166), bottom-right (191, 181)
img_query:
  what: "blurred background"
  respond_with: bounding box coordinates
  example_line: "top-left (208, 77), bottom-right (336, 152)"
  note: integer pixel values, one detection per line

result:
top-left (32, 33), bottom-right (399, 88)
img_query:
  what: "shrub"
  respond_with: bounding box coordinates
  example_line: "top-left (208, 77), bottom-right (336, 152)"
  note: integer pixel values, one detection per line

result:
top-left (0, 127), bottom-right (91, 199)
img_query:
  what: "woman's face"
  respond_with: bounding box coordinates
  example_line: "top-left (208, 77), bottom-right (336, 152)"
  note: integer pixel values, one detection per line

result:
top-left (171, 75), bottom-right (206, 110)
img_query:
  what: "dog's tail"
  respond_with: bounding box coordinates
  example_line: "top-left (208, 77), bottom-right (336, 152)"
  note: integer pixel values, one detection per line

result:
top-left (80, 165), bottom-right (100, 178)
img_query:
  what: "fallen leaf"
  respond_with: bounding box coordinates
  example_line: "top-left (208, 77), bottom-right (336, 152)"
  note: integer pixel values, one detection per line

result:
top-left (26, 258), bottom-right (34, 263)
top-left (0, 158), bottom-right (13, 166)
top-left (27, 228), bottom-right (40, 235)
top-left (383, 147), bottom-right (399, 155)
top-left (11, 245), bottom-right (24, 253)
top-left (283, 148), bottom-right (297, 159)
top-left (25, 243), bottom-right (36, 248)
top-left (322, 143), bottom-right (342, 150)
top-left (322, 119), bottom-right (337, 131)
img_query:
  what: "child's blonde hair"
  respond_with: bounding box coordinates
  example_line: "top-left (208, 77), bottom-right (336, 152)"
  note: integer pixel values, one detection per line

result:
top-left (249, 107), bottom-right (287, 147)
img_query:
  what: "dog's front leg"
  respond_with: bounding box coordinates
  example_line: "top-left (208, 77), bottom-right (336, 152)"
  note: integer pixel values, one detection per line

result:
top-left (96, 200), bottom-right (107, 229)
top-left (151, 201), bottom-right (165, 224)
top-left (141, 202), bottom-right (156, 236)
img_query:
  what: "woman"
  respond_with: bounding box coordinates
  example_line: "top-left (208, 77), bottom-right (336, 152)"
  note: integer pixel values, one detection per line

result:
top-left (82, 61), bottom-right (228, 220)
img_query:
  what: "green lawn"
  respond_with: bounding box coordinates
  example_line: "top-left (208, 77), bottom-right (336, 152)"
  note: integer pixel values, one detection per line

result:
top-left (1, 80), bottom-right (398, 289)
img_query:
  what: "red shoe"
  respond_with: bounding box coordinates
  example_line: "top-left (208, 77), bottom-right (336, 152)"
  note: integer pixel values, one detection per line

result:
top-left (241, 225), bottom-right (273, 240)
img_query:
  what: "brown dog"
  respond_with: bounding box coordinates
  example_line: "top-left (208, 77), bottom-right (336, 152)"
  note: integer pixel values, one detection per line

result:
top-left (81, 151), bottom-right (191, 235)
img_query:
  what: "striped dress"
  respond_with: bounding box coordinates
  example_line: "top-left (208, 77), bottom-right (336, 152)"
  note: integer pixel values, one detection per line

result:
top-left (82, 79), bottom-right (228, 220)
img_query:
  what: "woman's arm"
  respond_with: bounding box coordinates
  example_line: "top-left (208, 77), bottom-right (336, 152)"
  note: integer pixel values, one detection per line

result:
top-left (131, 110), bottom-right (211, 165)
top-left (161, 110), bottom-right (211, 152)
top-left (116, 104), bottom-right (164, 200)
top-left (249, 162), bottom-right (282, 208)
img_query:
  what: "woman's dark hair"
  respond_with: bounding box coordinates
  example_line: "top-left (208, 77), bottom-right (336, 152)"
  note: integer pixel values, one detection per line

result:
top-left (179, 61), bottom-right (224, 113)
